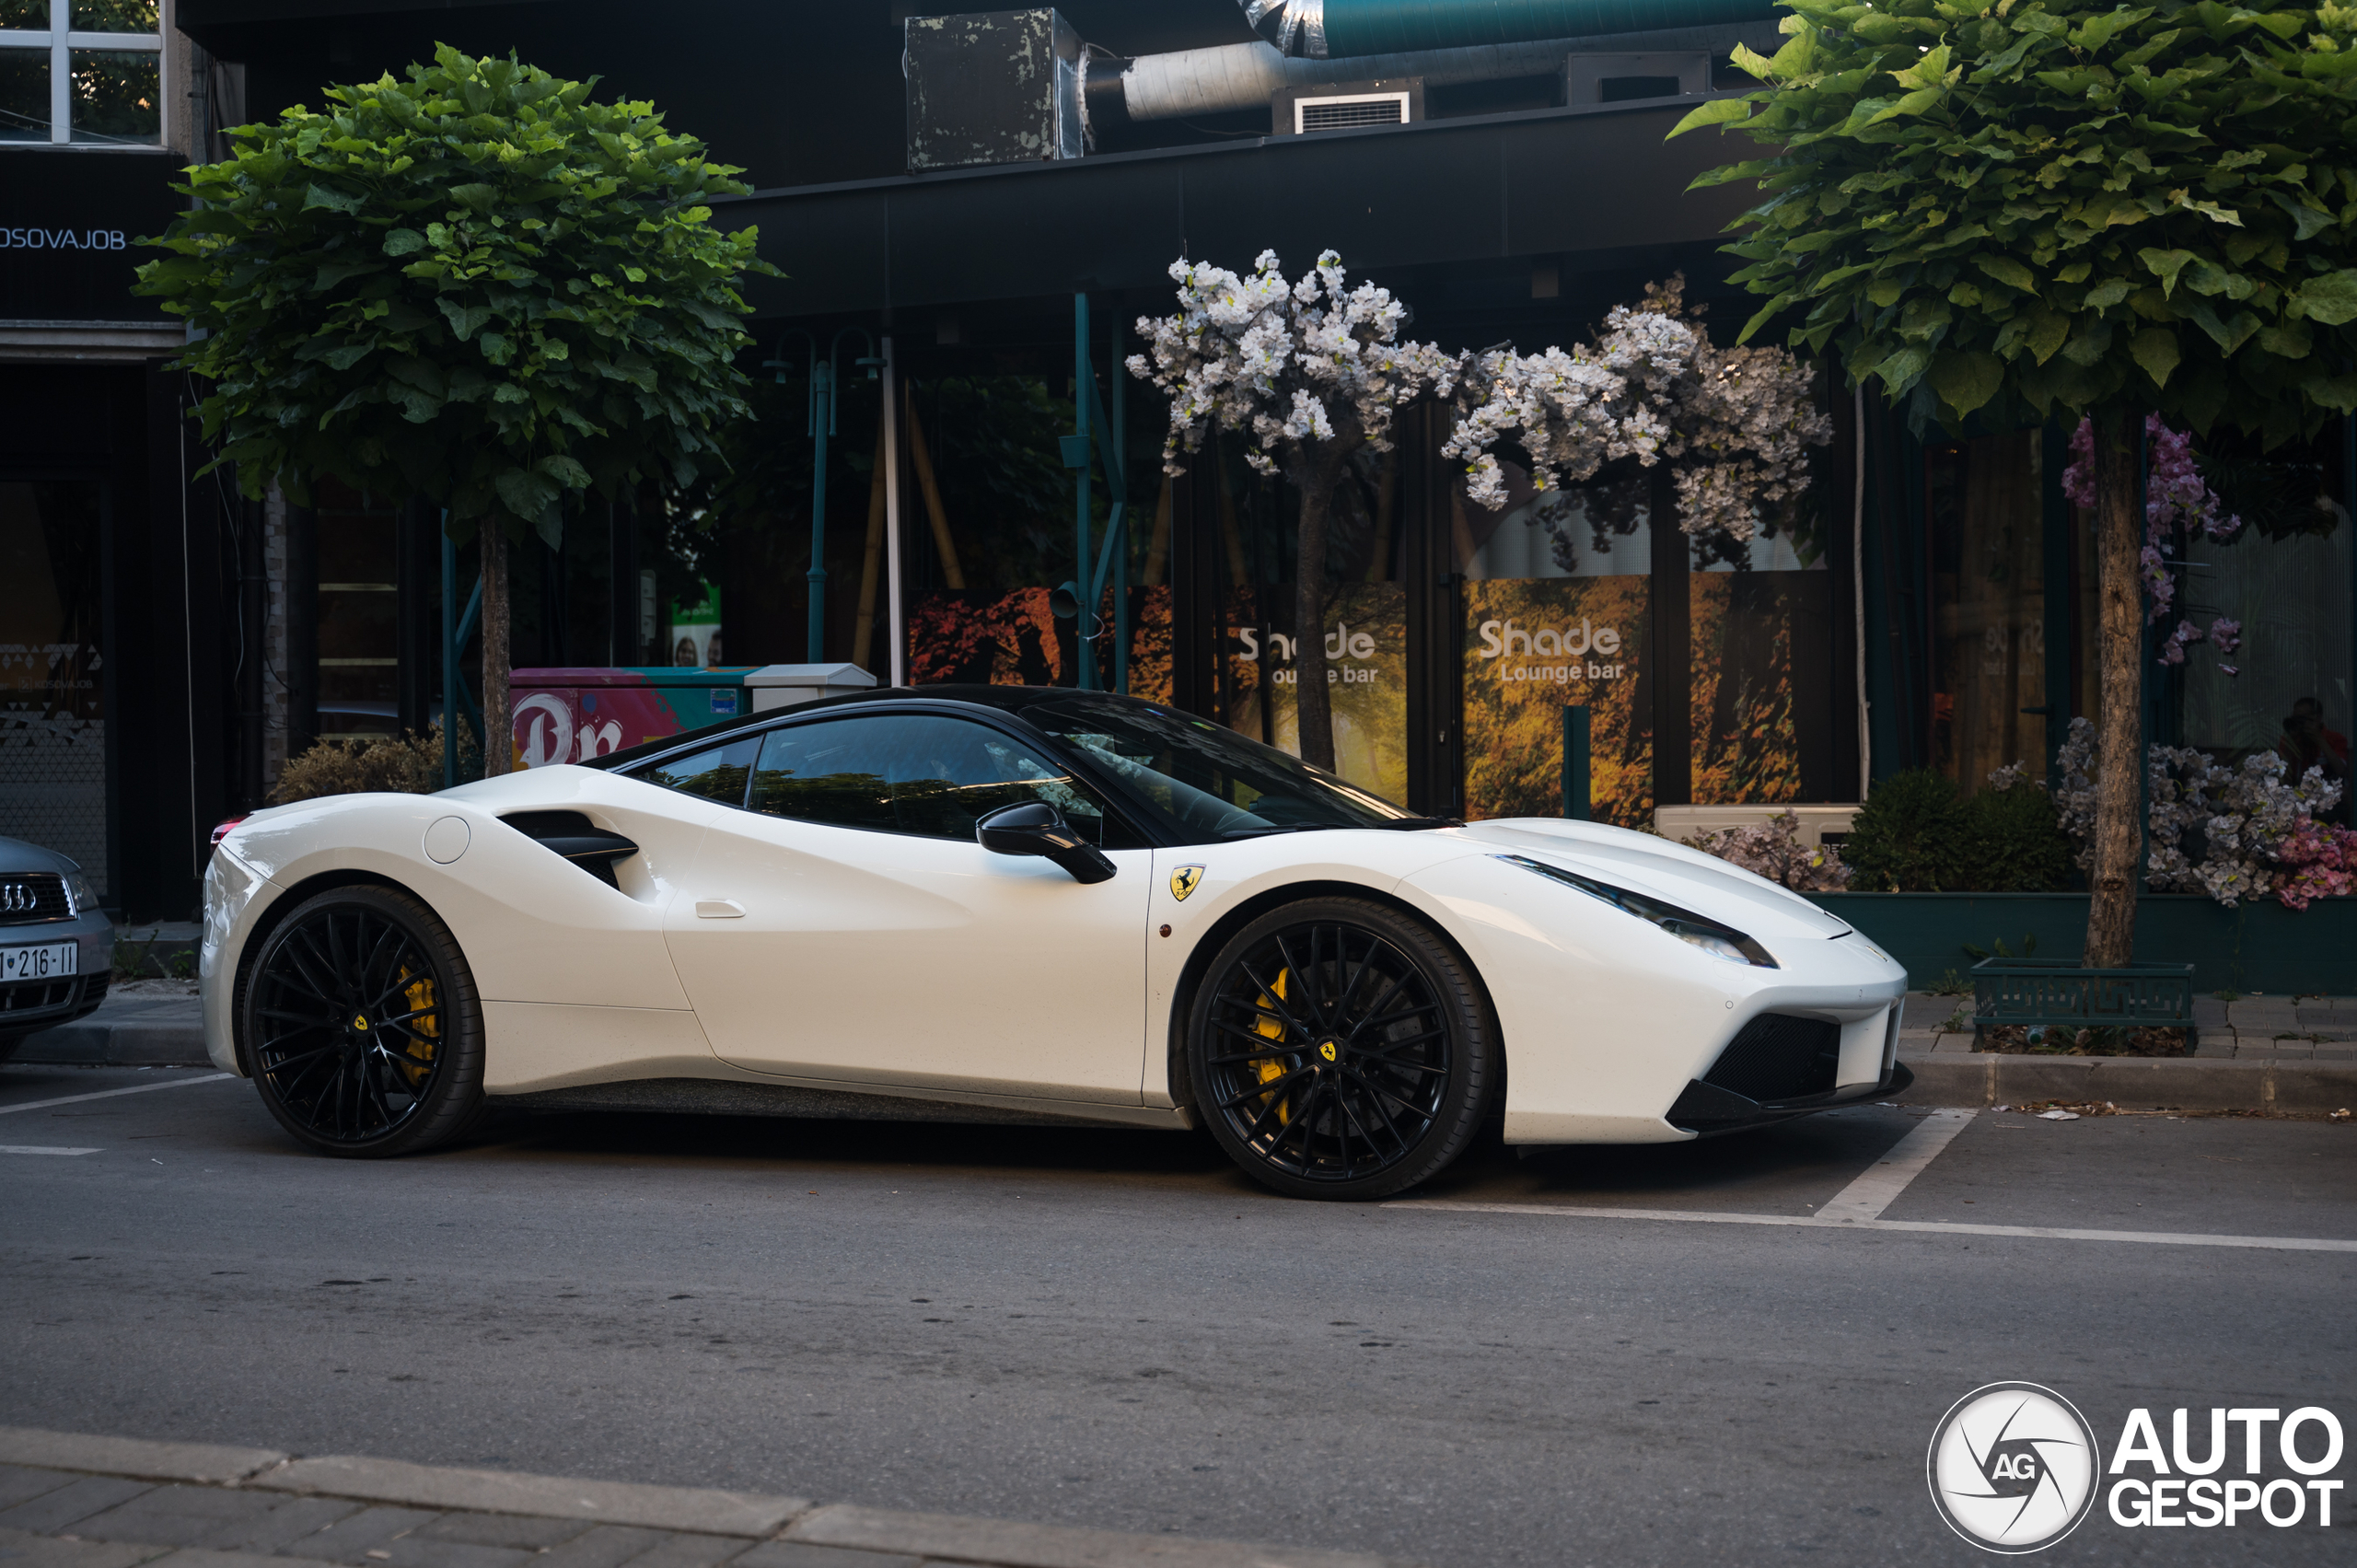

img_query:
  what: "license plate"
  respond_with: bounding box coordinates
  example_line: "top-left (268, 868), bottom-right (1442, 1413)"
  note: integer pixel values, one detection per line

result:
top-left (1, 941), bottom-right (76, 981)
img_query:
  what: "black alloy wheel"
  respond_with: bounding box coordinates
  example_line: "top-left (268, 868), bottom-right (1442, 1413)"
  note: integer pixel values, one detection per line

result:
top-left (240, 885), bottom-right (484, 1156)
top-left (1187, 897), bottom-right (1493, 1201)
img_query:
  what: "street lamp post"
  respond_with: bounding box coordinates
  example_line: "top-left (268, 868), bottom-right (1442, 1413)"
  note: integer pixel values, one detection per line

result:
top-left (766, 326), bottom-right (883, 664)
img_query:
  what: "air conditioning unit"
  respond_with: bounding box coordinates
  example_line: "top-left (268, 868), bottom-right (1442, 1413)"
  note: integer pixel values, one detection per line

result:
top-left (1271, 76), bottom-right (1424, 136)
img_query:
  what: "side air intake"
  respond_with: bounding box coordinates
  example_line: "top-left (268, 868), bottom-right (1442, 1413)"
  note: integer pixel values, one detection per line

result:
top-left (501, 811), bottom-right (640, 889)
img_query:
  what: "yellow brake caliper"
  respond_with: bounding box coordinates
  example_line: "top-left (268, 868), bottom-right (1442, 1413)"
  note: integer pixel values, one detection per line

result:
top-left (1255, 968), bottom-right (1292, 1124)
top-left (397, 966), bottom-right (439, 1086)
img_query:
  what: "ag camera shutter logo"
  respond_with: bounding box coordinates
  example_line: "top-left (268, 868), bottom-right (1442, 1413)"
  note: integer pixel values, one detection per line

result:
top-left (1927, 1382), bottom-right (2101, 1552)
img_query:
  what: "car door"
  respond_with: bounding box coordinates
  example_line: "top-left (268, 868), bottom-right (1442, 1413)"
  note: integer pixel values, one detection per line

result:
top-left (658, 709), bottom-right (1153, 1105)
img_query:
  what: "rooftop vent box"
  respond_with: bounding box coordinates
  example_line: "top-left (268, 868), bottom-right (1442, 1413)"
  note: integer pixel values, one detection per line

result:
top-left (1563, 52), bottom-right (1711, 106)
top-left (1271, 76), bottom-right (1424, 136)
top-left (906, 9), bottom-right (1083, 173)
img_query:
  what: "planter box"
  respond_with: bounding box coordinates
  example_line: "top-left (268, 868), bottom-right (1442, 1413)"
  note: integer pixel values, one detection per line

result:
top-left (1804, 891), bottom-right (2357, 995)
top-left (1969, 957), bottom-right (2196, 1048)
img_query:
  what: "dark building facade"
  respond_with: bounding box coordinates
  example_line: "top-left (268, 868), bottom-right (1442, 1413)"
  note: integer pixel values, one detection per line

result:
top-left (4, 1), bottom-right (2350, 916)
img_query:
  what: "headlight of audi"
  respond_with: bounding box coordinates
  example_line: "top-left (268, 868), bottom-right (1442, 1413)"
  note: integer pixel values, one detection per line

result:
top-left (64, 871), bottom-right (99, 917)
top-left (1496, 854), bottom-right (1777, 969)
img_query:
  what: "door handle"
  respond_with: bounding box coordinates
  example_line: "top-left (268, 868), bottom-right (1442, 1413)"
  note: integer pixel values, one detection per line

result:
top-left (695, 899), bottom-right (747, 919)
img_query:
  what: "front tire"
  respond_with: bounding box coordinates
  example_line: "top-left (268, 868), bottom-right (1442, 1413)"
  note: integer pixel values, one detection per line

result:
top-left (241, 885), bottom-right (484, 1157)
top-left (1187, 897), bottom-right (1493, 1201)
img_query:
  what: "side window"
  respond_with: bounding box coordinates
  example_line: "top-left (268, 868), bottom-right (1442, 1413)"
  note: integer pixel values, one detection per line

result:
top-left (749, 714), bottom-right (1133, 845)
top-left (631, 735), bottom-right (760, 807)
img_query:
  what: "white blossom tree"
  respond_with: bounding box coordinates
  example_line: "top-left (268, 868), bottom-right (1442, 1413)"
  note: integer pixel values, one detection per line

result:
top-left (1443, 278), bottom-right (1829, 561)
top-left (1131, 259), bottom-right (1829, 775)
top-left (1128, 250), bottom-right (1459, 768)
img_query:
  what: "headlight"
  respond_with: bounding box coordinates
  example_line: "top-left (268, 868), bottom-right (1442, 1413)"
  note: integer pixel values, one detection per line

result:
top-left (64, 871), bottom-right (99, 917)
top-left (1496, 854), bottom-right (1777, 969)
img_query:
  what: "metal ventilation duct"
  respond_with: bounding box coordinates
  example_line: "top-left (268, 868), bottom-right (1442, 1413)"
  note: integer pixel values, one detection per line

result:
top-left (1107, 20), bottom-right (1766, 122)
top-left (1241, 0), bottom-right (1777, 59)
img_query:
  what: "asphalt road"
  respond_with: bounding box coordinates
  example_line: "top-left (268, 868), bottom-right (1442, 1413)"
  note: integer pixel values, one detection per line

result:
top-left (2, 1063), bottom-right (2350, 1567)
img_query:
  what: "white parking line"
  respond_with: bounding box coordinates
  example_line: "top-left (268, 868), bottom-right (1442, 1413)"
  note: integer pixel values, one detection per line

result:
top-left (0, 1074), bottom-right (233, 1116)
top-left (1387, 1201), bottom-right (2357, 1253)
top-left (0, 1145), bottom-right (102, 1156)
top-left (1817, 1107), bottom-right (1976, 1222)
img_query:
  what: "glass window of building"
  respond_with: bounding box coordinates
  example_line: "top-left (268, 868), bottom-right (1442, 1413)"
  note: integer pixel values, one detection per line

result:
top-left (1458, 455), bottom-right (1653, 825)
top-left (0, 0), bottom-right (161, 146)
top-left (2179, 429), bottom-right (2352, 811)
top-left (1926, 431), bottom-right (2048, 793)
top-left (1689, 499), bottom-right (1837, 806)
top-left (312, 482), bottom-right (401, 741)
top-left (1213, 428), bottom-right (1411, 808)
top-left (0, 480), bottom-right (107, 894)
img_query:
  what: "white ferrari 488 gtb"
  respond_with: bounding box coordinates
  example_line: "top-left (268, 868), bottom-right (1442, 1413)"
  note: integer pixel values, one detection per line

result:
top-left (202, 687), bottom-right (1910, 1200)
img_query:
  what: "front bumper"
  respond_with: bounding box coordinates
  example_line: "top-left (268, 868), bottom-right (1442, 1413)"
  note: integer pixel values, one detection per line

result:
top-left (1666, 1059), bottom-right (1915, 1137)
top-left (0, 912), bottom-right (114, 1038)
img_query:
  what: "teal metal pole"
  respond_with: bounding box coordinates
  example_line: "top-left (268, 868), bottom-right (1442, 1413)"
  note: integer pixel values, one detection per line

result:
top-left (1074, 292), bottom-right (1094, 691)
top-left (1562, 703), bottom-right (1591, 820)
top-left (1111, 313), bottom-right (1129, 696)
top-left (808, 360), bottom-right (831, 664)
top-left (440, 518), bottom-right (457, 790)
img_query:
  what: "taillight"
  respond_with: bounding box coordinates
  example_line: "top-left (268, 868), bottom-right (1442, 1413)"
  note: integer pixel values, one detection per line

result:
top-left (210, 816), bottom-right (248, 849)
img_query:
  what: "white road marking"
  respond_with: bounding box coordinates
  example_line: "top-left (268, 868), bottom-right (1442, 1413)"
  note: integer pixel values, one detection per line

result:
top-left (0, 1073), bottom-right (234, 1116)
top-left (1387, 1201), bottom-right (2357, 1252)
top-left (0, 1144), bottom-right (102, 1156)
top-left (1817, 1107), bottom-right (1976, 1222)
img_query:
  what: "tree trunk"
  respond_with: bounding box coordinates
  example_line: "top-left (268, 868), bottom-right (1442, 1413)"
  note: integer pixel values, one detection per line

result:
top-left (2084, 409), bottom-right (2142, 969)
top-left (1293, 452), bottom-right (1341, 771)
top-left (481, 520), bottom-right (512, 778)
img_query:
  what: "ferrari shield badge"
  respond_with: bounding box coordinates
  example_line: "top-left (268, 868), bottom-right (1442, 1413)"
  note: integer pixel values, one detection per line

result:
top-left (1169, 865), bottom-right (1204, 902)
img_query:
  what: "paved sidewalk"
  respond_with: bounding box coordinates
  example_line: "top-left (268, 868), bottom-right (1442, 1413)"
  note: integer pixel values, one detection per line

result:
top-left (0, 1429), bottom-right (1411, 1568)
top-left (15, 983), bottom-right (205, 1067)
top-left (1893, 992), bottom-right (2357, 1112)
top-left (1897, 991), bottom-right (2357, 1061)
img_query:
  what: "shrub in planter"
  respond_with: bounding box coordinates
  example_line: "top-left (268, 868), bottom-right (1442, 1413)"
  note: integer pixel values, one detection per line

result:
top-left (269, 726), bottom-right (470, 804)
top-left (1681, 809), bottom-right (1851, 891)
top-left (1842, 768), bottom-right (1967, 891)
top-left (1961, 776), bottom-right (2073, 892)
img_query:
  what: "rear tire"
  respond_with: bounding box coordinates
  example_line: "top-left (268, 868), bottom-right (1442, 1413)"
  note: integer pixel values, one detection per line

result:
top-left (1187, 897), bottom-right (1493, 1201)
top-left (241, 885), bottom-right (484, 1157)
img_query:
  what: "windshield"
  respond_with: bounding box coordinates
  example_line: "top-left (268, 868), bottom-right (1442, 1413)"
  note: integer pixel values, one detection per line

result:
top-left (1026, 696), bottom-right (1434, 842)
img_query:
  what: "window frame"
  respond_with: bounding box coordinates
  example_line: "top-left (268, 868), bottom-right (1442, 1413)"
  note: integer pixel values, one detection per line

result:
top-left (0, 0), bottom-right (167, 150)
top-left (615, 697), bottom-right (1168, 849)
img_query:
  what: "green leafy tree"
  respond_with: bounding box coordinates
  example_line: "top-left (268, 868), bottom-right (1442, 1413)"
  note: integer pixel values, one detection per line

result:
top-left (136, 44), bottom-right (773, 773)
top-left (1675, 0), bottom-right (2357, 964)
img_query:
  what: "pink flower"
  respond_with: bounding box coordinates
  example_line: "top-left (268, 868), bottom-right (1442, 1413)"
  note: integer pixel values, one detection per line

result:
top-left (2061, 416), bottom-right (2242, 668)
top-left (2275, 819), bottom-right (2357, 909)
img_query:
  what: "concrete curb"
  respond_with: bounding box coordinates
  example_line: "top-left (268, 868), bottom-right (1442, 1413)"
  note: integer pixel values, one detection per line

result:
top-left (782, 1504), bottom-right (1416, 1568)
top-left (0, 1428), bottom-right (1422, 1568)
top-left (1896, 1051), bottom-right (2357, 1111)
top-left (13, 1023), bottom-right (212, 1068)
top-left (0, 1428), bottom-right (284, 1486)
top-left (250, 1456), bottom-right (808, 1539)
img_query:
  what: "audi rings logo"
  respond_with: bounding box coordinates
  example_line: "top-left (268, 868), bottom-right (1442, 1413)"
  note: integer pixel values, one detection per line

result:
top-left (0, 882), bottom-right (32, 914)
top-left (1928, 1383), bottom-right (2103, 1553)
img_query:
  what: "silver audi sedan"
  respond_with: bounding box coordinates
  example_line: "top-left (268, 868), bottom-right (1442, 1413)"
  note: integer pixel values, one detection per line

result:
top-left (0, 836), bottom-right (112, 1063)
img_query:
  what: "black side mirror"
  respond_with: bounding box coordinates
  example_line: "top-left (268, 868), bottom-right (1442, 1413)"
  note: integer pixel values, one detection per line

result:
top-left (976, 800), bottom-right (1117, 885)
